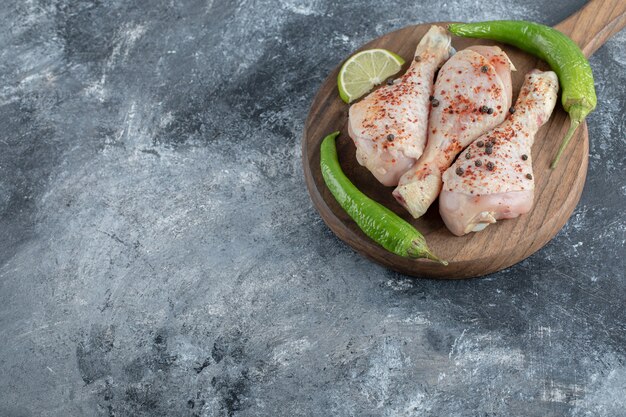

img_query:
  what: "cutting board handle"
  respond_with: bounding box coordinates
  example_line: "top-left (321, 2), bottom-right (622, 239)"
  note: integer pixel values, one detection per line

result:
top-left (554, 0), bottom-right (626, 57)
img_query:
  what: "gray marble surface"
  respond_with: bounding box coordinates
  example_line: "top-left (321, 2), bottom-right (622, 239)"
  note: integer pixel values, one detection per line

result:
top-left (1, 0), bottom-right (625, 416)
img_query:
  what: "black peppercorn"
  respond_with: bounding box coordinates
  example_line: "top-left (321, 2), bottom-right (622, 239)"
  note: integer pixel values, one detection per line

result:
top-left (476, 141), bottom-right (484, 147)
top-left (480, 105), bottom-right (489, 113)
top-left (526, 173), bottom-right (533, 179)
top-left (509, 107), bottom-right (516, 114)
top-left (429, 95), bottom-right (434, 101)
top-left (456, 167), bottom-right (464, 176)
top-left (486, 161), bottom-right (494, 171)
top-left (465, 152), bottom-right (471, 159)
top-left (387, 134), bottom-right (395, 141)
top-left (414, 56), bottom-right (421, 62)
top-left (487, 108), bottom-right (494, 115)
top-left (431, 99), bottom-right (440, 107)
top-left (485, 147), bottom-right (493, 155)
top-left (475, 160), bottom-right (482, 167)
top-left (521, 154), bottom-right (528, 160)
top-left (481, 65), bottom-right (488, 73)
top-left (387, 78), bottom-right (394, 85)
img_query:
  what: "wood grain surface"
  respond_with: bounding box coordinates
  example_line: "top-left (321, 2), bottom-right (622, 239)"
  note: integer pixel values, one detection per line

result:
top-left (302, 0), bottom-right (626, 278)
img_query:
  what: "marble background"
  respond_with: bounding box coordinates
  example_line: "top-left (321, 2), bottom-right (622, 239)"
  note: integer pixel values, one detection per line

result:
top-left (0, 0), bottom-right (624, 416)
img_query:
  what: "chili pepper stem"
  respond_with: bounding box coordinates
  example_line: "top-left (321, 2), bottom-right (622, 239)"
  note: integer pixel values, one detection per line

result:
top-left (551, 118), bottom-right (580, 168)
top-left (407, 240), bottom-right (448, 265)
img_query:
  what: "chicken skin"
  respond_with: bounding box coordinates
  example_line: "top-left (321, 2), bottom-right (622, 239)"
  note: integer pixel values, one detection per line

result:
top-left (393, 45), bottom-right (514, 217)
top-left (439, 70), bottom-right (559, 236)
top-left (348, 26), bottom-right (453, 186)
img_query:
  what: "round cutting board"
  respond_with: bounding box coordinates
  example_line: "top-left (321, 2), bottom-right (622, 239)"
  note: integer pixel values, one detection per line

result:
top-left (302, 1), bottom-right (626, 278)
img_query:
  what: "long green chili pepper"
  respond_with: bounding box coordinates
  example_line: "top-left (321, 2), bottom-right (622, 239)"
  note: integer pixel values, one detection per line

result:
top-left (448, 21), bottom-right (597, 168)
top-left (320, 131), bottom-right (447, 264)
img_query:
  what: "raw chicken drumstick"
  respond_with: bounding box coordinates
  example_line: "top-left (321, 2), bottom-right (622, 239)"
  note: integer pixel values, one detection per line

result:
top-left (393, 45), bottom-right (514, 217)
top-left (348, 26), bottom-right (453, 186)
top-left (439, 70), bottom-right (559, 236)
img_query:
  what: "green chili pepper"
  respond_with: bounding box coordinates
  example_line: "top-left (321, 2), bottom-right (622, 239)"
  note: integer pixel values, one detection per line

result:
top-left (320, 131), bottom-right (447, 264)
top-left (448, 21), bottom-right (597, 168)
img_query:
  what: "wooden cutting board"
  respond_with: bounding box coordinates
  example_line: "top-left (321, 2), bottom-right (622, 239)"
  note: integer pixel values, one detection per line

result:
top-left (302, 0), bottom-right (626, 279)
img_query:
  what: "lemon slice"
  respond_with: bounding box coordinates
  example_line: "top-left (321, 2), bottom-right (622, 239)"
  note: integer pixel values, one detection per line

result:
top-left (337, 49), bottom-right (405, 103)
